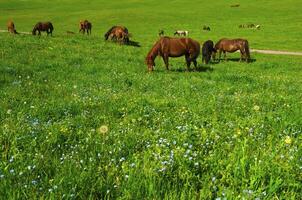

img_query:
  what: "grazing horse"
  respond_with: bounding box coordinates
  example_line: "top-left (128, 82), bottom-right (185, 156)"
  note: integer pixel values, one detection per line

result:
top-left (230, 4), bottom-right (240, 7)
top-left (7, 20), bottom-right (18, 34)
top-left (202, 25), bottom-right (211, 31)
top-left (213, 38), bottom-right (250, 62)
top-left (202, 40), bottom-right (216, 64)
top-left (32, 22), bottom-right (54, 36)
top-left (104, 26), bottom-right (130, 44)
top-left (79, 20), bottom-right (92, 35)
top-left (174, 30), bottom-right (189, 36)
top-left (145, 37), bottom-right (200, 72)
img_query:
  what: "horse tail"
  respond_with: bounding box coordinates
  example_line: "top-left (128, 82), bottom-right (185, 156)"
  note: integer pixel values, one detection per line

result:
top-left (244, 40), bottom-right (250, 61)
top-left (104, 26), bottom-right (117, 40)
top-left (49, 22), bottom-right (54, 32)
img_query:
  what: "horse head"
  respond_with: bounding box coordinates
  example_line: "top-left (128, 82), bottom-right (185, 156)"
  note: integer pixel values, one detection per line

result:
top-left (212, 47), bottom-right (218, 60)
top-left (32, 28), bottom-right (37, 35)
top-left (145, 56), bottom-right (155, 72)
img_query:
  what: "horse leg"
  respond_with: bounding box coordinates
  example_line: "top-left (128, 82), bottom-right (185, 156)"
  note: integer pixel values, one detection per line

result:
top-left (223, 51), bottom-right (227, 61)
top-left (190, 53), bottom-right (197, 70)
top-left (239, 49), bottom-right (244, 62)
top-left (193, 59), bottom-right (197, 70)
top-left (163, 55), bottom-right (169, 70)
top-left (218, 50), bottom-right (222, 62)
top-left (185, 55), bottom-right (191, 71)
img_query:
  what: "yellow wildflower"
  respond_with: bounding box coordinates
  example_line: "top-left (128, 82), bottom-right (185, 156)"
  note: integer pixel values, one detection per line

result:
top-left (285, 136), bottom-right (292, 144)
top-left (98, 125), bottom-right (109, 134)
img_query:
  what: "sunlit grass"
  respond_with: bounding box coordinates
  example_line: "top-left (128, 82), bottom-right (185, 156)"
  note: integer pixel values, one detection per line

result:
top-left (1, 0), bottom-right (302, 199)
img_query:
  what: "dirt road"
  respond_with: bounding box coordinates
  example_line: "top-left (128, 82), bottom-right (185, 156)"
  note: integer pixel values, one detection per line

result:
top-left (251, 49), bottom-right (302, 56)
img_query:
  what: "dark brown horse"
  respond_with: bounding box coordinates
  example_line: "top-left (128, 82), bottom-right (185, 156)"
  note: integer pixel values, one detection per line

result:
top-left (145, 37), bottom-right (200, 72)
top-left (104, 26), bottom-right (130, 44)
top-left (7, 20), bottom-right (18, 34)
top-left (79, 20), bottom-right (92, 35)
top-left (213, 38), bottom-right (250, 62)
top-left (32, 22), bottom-right (54, 36)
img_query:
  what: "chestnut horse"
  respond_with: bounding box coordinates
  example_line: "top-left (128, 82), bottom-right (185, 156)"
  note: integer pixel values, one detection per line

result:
top-left (7, 20), bottom-right (18, 34)
top-left (32, 22), bottom-right (54, 36)
top-left (145, 37), bottom-right (200, 72)
top-left (213, 38), bottom-right (250, 62)
top-left (104, 26), bottom-right (130, 44)
top-left (79, 20), bottom-right (92, 35)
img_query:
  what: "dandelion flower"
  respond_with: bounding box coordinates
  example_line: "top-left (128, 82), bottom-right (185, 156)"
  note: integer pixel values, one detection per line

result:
top-left (98, 125), bottom-right (109, 134)
top-left (285, 136), bottom-right (292, 144)
top-left (253, 105), bottom-right (260, 111)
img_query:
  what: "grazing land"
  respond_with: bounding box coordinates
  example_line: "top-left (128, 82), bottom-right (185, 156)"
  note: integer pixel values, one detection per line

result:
top-left (0, 0), bottom-right (302, 199)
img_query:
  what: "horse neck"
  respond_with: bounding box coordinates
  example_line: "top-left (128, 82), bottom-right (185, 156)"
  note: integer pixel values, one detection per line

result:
top-left (147, 41), bottom-right (160, 60)
top-left (214, 41), bottom-right (221, 49)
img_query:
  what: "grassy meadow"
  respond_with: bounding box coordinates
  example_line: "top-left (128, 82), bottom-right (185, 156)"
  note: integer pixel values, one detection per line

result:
top-left (1, 0), bottom-right (302, 199)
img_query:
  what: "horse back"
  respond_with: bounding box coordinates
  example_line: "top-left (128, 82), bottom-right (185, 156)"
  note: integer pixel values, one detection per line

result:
top-left (159, 37), bottom-right (199, 57)
top-left (7, 20), bottom-right (14, 29)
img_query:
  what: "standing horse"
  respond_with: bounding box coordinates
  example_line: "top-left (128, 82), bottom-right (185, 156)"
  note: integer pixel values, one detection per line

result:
top-left (7, 20), bottom-right (18, 34)
top-left (104, 26), bottom-right (130, 44)
top-left (174, 30), bottom-right (189, 36)
top-left (79, 20), bottom-right (92, 35)
top-left (32, 22), bottom-right (54, 36)
top-left (202, 40), bottom-right (216, 64)
top-left (213, 38), bottom-right (250, 62)
top-left (145, 37), bottom-right (200, 72)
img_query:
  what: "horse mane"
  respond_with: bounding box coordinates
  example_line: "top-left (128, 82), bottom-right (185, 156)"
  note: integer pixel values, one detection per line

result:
top-left (146, 39), bottom-right (162, 61)
top-left (104, 26), bottom-right (117, 40)
top-left (214, 38), bottom-right (227, 49)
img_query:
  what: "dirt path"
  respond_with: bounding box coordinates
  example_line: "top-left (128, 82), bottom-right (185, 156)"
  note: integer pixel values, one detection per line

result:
top-left (251, 49), bottom-right (302, 56)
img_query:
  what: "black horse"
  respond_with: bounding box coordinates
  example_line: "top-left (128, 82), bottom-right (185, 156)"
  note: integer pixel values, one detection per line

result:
top-left (202, 40), bottom-right (216, 64)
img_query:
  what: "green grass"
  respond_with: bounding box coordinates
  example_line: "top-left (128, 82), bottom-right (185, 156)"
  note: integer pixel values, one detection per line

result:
top-left (1, 0), bottom-right (302, 199)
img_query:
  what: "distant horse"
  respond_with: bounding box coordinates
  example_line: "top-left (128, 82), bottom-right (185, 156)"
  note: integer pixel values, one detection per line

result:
top-left (202, 40), bottom-right (216, 64)
top-left (145, 37), bottom-right (200, 72)
top-left (239, 23), bottom-right (256, 29)
top-left (79, 20), bottom-right (92, 35)
top-left (174, 30), bottom-right (189, 36)
top-left (213, 38), bottom-right (250, 62)
top-left (32, 22), bottom-right (54, 36)
top-left (230, 4), bottom-right (240, 7)
top-left (158, 30), bottom-right (164, 37)
top-left (202, 25), bottom-right (211, 31)
top-left (7, 20), bottom-right (18, 34)
top-left (104, 26), bottom-right (130, 44)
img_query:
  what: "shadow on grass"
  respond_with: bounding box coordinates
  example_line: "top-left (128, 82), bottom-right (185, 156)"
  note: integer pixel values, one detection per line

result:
top-left (214, 58), bottom-right (257, 63)
top-left (105, 40), bottom-right (141, 47)
top-left (126, 40), bottom-right (141, 47)
top-left (169, 65), bottom-right (214, 72)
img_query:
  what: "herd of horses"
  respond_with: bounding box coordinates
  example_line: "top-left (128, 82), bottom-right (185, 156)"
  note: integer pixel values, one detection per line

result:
top-left (145, 37), bottom-right (250, 72)
top-left (6, 20), bottom-right (251, 72)
top-left (6, 20), bottom-right (130, 44)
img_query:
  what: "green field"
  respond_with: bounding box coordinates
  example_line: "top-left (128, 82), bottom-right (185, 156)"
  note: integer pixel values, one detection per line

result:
top-left (1, 0), bottom-right (302, 199)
